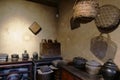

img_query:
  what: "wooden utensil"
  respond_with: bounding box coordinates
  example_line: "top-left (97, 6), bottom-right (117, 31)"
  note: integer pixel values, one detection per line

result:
top-left (90, 33), bottom-right (117, 62)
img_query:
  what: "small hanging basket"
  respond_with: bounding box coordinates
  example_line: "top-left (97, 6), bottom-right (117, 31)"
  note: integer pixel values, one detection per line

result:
top-left (73, 0), bottom-right (99, 23)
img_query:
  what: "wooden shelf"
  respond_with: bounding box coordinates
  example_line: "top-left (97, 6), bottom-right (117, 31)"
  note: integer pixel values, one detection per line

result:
top-left (0, 71), bottom-right (31, 76)
top-left (0, 59), bottom-right (33, 80)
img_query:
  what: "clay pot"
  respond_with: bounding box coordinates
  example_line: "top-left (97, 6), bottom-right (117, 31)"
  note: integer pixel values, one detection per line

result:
top-left (100, 59), bottom-right (120, 80)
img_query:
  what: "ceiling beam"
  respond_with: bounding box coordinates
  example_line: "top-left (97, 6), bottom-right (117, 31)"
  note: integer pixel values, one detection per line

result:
top-left (27, 0), bottom-right (58, 7)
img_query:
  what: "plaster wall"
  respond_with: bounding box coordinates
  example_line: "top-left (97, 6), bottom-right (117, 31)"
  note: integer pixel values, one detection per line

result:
top-left (57, 0), bottom-right (120, 67)
top-left (0, 0), bottom-right (57, 58)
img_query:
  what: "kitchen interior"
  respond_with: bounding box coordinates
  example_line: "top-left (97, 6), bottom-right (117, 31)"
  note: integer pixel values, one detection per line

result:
top-left (0, 0), bottom-right (120, 80)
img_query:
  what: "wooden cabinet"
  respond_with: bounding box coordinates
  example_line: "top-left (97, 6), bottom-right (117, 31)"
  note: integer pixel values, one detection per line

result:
top-left (61, 69), bottom-right (82, 80)
top-left (62, 69), bottom-right (74, 80)
top-left (0, 59), bottom-right (33, 80)
top-left (53, 69), bottom-right (61, 80)
top-left (61, 66), bottom-right (102, 80)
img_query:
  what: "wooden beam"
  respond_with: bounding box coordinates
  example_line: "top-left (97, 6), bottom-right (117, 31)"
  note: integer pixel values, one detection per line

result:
top-left (27, 0), bottom-right (58, 7)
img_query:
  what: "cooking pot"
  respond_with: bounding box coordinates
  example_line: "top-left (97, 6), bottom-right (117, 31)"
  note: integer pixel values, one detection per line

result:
top-left (7, 73), bottom-right (20, 80)
top-left (7, 69), bottom-right (22, 80)
top-left (11, 54), bottom-right (19, 61)
top-left (85, 60), bottom-right (101, 75)
top-left (100, 59), bottom-right (120, 80)
top-left (0, 53), bottom-right (8, 61)
top-left (73, 57), bottom-right (87, 69)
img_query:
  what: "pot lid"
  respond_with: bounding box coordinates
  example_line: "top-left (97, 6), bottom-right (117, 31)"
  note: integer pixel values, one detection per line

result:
top-left (11, 54), bottom-right (19, 58)
top-left (86, 60), bottom-right (101, 67)
top-left (104, 59), bottom-right (118, 68)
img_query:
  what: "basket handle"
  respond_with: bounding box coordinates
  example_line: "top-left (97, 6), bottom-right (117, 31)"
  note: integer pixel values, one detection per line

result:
top-left (73, 0), bottom-right (96, 9)
top-left (73, 0), bottom-right (80, 9)
top-left (99, 33), bottom-right (111, 41)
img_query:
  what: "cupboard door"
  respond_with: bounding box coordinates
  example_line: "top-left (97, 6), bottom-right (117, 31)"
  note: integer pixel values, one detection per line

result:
top-left (61, 69), bottom-right (74, 80)
top-left (74, 77), bottom-right (83, 80)
top-left (61, 69), bottom-right (83, 80)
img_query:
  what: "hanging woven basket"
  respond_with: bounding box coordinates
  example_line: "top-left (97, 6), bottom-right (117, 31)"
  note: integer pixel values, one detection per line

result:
top-left (95, 5), bottom-right (120, 33)
top-left (73, 0), bottom-right (99, 23)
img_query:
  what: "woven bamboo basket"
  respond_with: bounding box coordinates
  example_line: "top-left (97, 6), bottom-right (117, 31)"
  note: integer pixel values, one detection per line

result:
top-left (73, 0), bottom-right (99, 23)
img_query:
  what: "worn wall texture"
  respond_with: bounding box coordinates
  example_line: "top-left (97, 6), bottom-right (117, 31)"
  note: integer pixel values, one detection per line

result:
top-left (57, 0), bottom-right (120, 67)
top-left (0, 0), bottom-right (57, 58)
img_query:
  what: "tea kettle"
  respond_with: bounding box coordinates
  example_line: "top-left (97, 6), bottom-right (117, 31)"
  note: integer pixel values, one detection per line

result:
top-left (100, 59), bottom-right (120, 80)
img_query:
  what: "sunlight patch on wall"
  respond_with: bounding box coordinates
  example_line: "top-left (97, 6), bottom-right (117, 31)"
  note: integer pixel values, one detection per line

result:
top-left (8, 27), bottom-right (23, 42)
top-left (6, 16), bottom-right (30, 43)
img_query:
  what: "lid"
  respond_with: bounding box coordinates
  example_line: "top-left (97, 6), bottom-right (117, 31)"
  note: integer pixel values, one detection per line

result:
top-left (11, 54), bottom-right (19, 58)
top-left (103, 59), bottom-right (118, 68)
top-left (86, 60), bottom-right (101, 67)
top-left (23, 50), bottom-right (28, 54)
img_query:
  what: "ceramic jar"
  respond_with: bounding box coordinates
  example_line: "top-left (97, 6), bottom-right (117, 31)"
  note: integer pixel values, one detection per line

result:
top-left (32, 52), bottom-right (38, 60)
top-left (22, 50), bottom-right (29, 60)
top-left (100, 59), bottom-right (120, 80)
